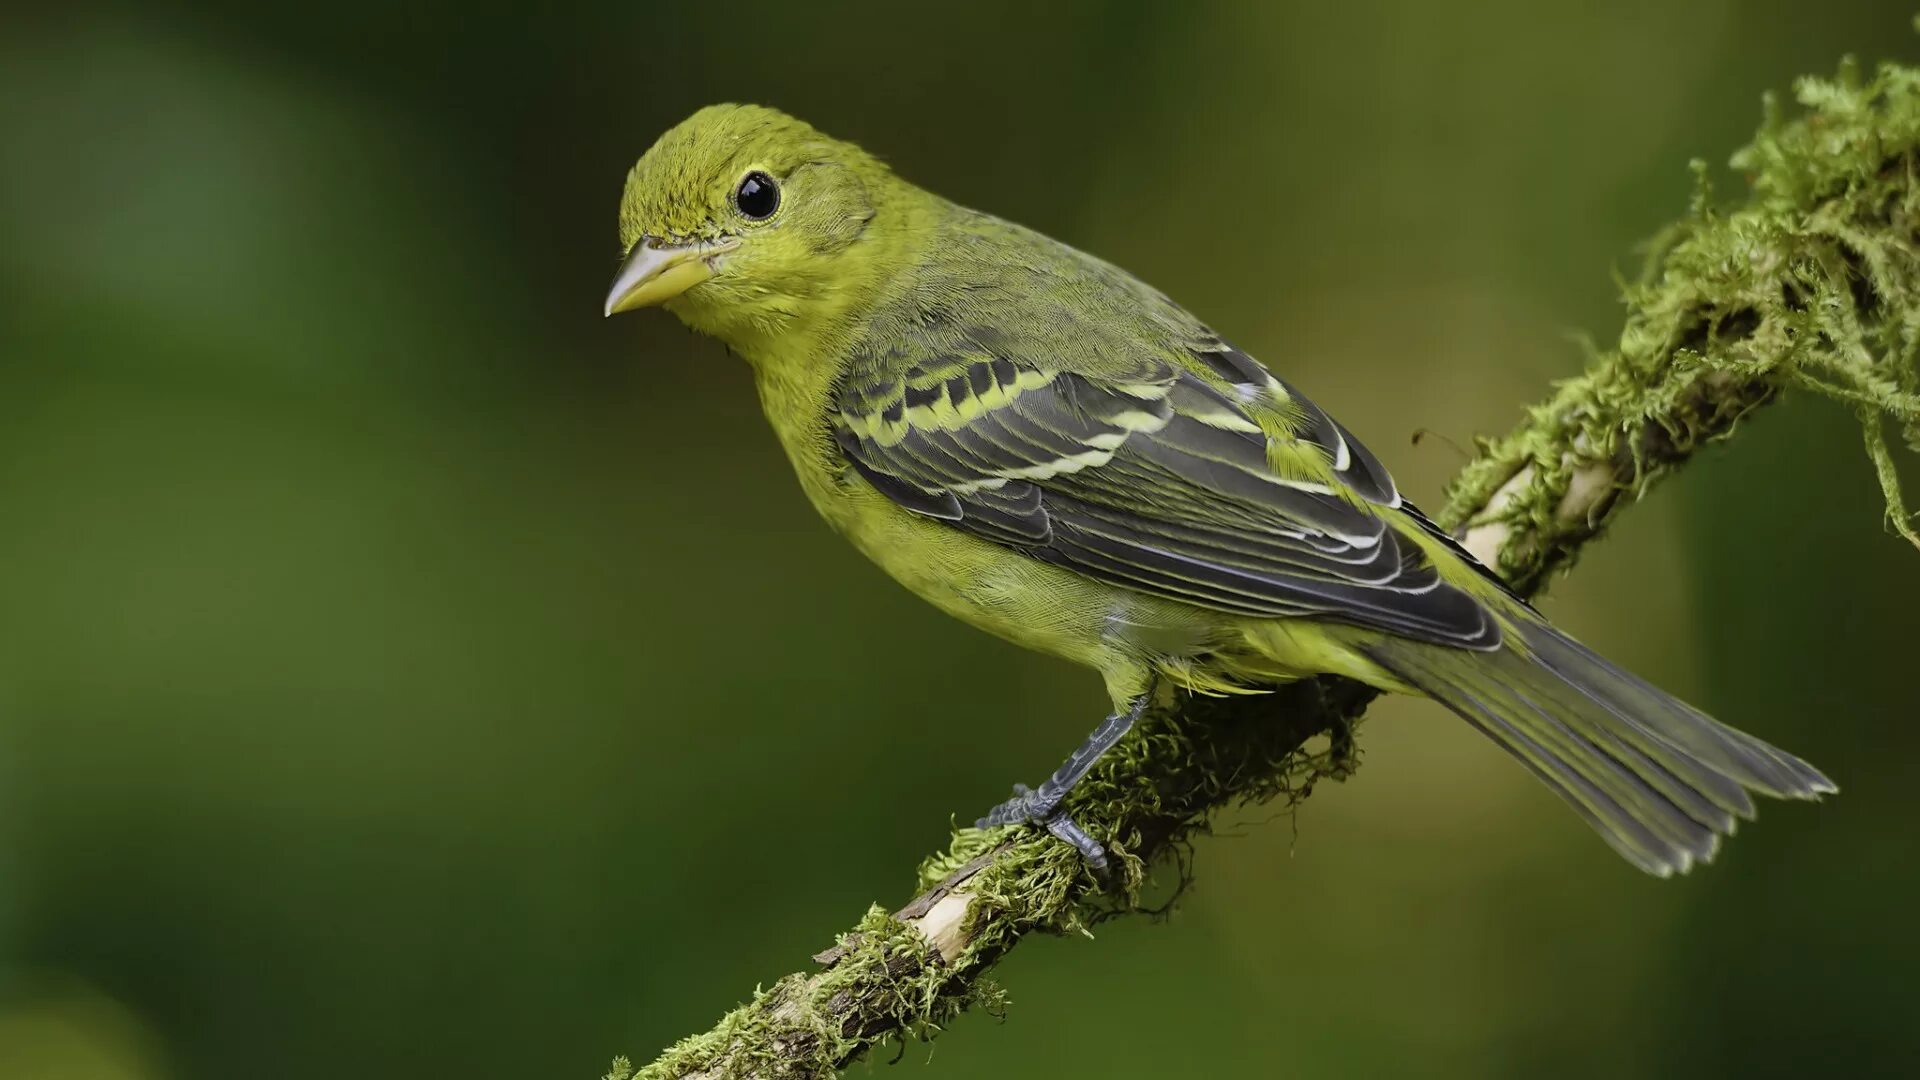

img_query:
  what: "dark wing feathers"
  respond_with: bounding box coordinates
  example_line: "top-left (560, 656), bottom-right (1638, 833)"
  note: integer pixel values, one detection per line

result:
top-left (838, 442), bottom-right (961, 520)
top-left (833, 337), bottom-right (1498, 650)
top-left (1194, 345), bottom-right (1400, 508)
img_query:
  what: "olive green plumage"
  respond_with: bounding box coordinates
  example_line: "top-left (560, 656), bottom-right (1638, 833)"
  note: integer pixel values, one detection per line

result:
top-left (607, 104), bottom-right (1834, 875)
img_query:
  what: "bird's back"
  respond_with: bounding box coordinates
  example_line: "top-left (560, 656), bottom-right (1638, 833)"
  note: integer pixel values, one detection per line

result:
top-left (846, 205), bottom-right (1221, 390)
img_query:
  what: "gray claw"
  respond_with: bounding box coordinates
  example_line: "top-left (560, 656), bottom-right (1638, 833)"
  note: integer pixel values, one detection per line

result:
top-left (976, 784), bottom-right (1109, 870)
top-left (977, 783), bottom-right (1047, 828)
top-left (1042, 812), bottom-right (1109, 870)
top-left (971, 695), bottom-right (1147, 871)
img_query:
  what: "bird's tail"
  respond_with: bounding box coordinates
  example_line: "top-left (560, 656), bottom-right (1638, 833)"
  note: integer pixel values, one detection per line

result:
top-left (1360, 618), bottom-right (1835, 875)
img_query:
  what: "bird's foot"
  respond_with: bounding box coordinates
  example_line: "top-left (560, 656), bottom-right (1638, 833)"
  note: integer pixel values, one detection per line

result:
top-left (972, 695), bottom-right (1152, 871)
top-left (976, 782), bottom-right (1109, 870)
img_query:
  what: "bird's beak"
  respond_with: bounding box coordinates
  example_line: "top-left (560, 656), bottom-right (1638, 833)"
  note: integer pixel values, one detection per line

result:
top-left (603, 238), bottom-right (731, 316)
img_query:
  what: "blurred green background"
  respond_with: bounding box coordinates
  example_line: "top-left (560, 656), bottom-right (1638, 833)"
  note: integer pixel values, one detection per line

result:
top-left (3, 2), bottom-right (1918, 1077)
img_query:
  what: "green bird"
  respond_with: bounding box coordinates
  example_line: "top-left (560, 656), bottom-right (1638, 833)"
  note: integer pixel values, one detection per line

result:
top-left (604, 104), bottom-right (1833, 875)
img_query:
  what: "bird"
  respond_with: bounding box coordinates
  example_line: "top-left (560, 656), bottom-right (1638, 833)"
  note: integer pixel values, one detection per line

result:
top-left (603, 104), bottom-right (1834, 876)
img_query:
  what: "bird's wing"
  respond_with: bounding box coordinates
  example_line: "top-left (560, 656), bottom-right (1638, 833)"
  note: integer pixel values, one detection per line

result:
top-left (832, 327), bottom-right (1501, 650)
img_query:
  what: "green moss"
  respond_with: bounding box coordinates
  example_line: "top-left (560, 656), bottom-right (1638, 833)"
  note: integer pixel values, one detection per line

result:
top-left (619, 53), bottom-right (1920, 1080)
top-left (1442, 56), bottom-right (1920, 581)
top-left (630, 905), bottom-right (991, 1080)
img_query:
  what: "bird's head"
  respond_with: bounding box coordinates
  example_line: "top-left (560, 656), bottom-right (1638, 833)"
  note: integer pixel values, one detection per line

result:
top-left (604, 104), bottom-right (899, 350)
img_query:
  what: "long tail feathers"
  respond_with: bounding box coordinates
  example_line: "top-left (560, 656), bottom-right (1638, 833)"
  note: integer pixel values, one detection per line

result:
top-left (1362, 620), bottom-right (1836, 876)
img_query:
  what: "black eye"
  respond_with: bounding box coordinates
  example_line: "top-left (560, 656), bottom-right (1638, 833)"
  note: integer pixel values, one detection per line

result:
top-left (735, 171), bottom-right (779, 220)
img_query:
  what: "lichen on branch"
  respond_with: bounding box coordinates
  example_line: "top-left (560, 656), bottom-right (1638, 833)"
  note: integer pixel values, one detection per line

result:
top-left (613, 53), bottom-right (1920, 1080)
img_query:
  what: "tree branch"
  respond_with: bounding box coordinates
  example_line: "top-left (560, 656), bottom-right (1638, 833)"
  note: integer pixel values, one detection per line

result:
top-left (612, 54), bottom-right (1920, 1080)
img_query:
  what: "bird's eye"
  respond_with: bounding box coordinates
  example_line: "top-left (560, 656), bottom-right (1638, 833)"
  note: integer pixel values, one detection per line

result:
top-left (734, 171), bottom-right (780, 220)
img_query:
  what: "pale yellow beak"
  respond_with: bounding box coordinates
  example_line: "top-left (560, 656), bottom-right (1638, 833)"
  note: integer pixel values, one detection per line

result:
top-left (602, 238), bottom-right (731, 316)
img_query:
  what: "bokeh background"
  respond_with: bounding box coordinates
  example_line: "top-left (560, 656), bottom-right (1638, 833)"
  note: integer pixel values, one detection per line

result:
top-left (3, 2), bottom-right (1918, 1077)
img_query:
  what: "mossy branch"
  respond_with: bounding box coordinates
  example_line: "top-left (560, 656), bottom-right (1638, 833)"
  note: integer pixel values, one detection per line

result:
top-left (611, 54), bottom-right (1920, 1080)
